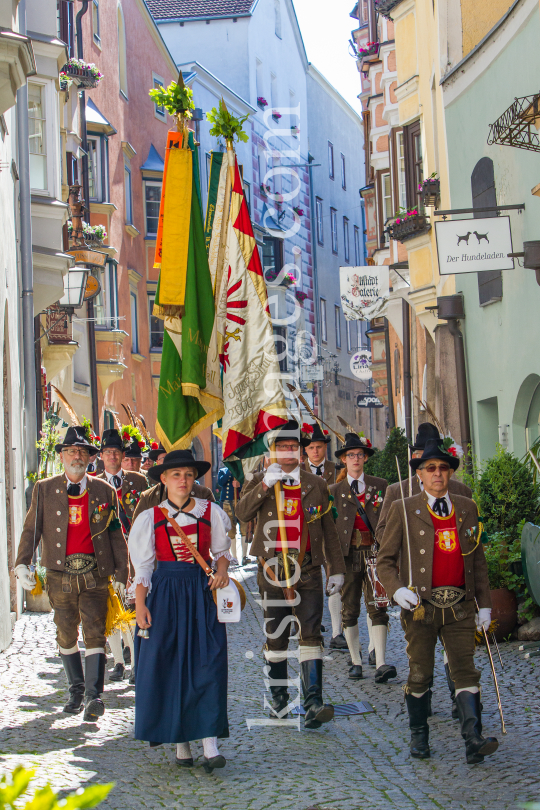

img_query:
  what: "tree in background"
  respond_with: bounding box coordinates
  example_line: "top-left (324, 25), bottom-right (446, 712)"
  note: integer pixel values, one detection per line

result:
top-left (365, 427), bottom-right (409, 484)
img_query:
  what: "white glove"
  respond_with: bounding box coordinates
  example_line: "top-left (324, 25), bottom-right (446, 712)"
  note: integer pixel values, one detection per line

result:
top-left (263, 463), bottom-right (287, 489)
top-left (394, 586), bottom-right (419, 610)
top-left (15, 564), bottom-right (36, 592)
top-left (112, 581), bottom-right (125, 597)
top-left (326, 574), bottom-right (344, 596)
top-left (476, 608), bottom-right (491, 631)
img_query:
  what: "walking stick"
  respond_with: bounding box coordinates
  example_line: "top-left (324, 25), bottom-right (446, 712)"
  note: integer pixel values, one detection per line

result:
top-left (395, 457), bottom-right (423, 620)
top-left (407, 446), bottom-right (412, 498)
top-left (475, 598), bottom-right (507, 735)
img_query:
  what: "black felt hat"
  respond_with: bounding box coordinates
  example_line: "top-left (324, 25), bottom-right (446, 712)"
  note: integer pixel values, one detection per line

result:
top-left (100, 429), bottom-right (124, 452)
top-left (124, 438), bottom-right (143, 458)
top-left (272, 419), bottom-right (312, 449)
top-left (305, 422), bottom-right (331, 445)
top-left (410, 422), bottom-right (440, 452)
top-left (148, 443), bottom-right (166, 462)
top-left (55, 425), bottom-right (98, 456)
top-left (335, 432), bottom-right (375, 458)
top-left (148, 449), bottom-right (211, 481)
top-left (409, 438), bottom-right (460, 471)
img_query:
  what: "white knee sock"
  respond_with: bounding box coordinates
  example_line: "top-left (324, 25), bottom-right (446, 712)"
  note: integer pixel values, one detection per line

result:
top-left (121, 629), bottom-right (134, 666)
top-left (344, 625), bottom-right (362, 665)
top-left (443, 650), bottom-right (448, 665)
top-left (411, 691), bottom-right (428, 698)
top-left (108, 631), bottom-right (123, 666)
top-left (372, 624), bottom-right (387, 669)
top-left (367, 614), bottom-right (374, 653)
top-left (328, 592), bottom-right (342, 638)
top-left (299, 645), bottom-right (322, 662)
top-left (176, 742), bottom-right (192, 759)
top-left (455, 686), bottom-right (479, 696)
top-left (202, 737), bottom-right (219, 758)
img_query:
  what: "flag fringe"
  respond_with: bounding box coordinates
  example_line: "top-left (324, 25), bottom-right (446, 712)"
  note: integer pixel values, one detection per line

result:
top-left (156, 406), bottom-right (219, 452)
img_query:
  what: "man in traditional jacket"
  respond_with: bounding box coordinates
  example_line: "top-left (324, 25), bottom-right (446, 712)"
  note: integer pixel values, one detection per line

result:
top-left (377, 438), bottom-right (498, 764)
top-left (236, 420), bottom-right (345, 729)
top-left (330, 433), bottom-right (393, 683)
top-left (15, 426), bottom-right (128, 721)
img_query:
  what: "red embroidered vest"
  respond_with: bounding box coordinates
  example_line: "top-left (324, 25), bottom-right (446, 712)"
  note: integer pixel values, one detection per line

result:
top-left (153, 502), bottom-right (212, 562)
top-left (353, 491), bottom-right (369, 533)
top-left (66, 492), bottom-right (94, 555)
top-left (429, 506), bottom-right (465, 588)
top-left (276, 484), bottom-right (311, 552)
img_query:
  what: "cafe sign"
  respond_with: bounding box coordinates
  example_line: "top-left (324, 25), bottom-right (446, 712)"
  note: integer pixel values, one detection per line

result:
top-left (436, 216), bottom-right (514, 275)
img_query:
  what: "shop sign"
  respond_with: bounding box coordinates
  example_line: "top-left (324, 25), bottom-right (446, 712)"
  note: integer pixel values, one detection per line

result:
top-left (66, 248), bottom-right (108, 268)
top-left (83, 273), bottom-right (101, 301)
top-left (350, 349), bottom-right (372, 380)
top-left (340, 265), bottom-right (390, 320)
top-left (301, 363), bottom-right (324, 382)
top-left (436, 216), bottom-right (514, 275)
top-left (357, 393), bottom-right (383, 408)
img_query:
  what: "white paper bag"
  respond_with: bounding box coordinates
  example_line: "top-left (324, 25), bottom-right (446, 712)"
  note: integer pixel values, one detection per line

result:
top-left (216, 580), bottom-right (241, 623)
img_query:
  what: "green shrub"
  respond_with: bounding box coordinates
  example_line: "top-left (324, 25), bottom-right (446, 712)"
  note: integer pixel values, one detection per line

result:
top-left (483, 526), bottom-right (539, 622)
top-left (364, 427), bottom-right (409, 484)
top-left (0, 766), bottom-right (112, 809)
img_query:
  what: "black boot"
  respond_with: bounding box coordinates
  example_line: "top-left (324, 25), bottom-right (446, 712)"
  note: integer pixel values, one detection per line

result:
top-left (405, 693), bottom-right (431, 759)
top-left (455, 690), bottom-right (498, 764)
top-left (83, 653), bottom-right (106, 721)
top-left (265, 659), bottom-right (290, 719)
top-left (445, 662), bottom-right (458, 720)
top-left (300, 659), bottom-right (334, 729)
top-left (60, 652), bottom-right (85, 714)
top-left (109, 662), bottom-right (126, 682)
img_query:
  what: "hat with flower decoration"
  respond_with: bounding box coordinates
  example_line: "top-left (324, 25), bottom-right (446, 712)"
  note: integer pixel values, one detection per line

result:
top-left (409, 437), bottom-right (462, 471)
top-left (334, 432), bottom-right (375, 458)
top-left (55, 425), bottom-right (99, 456)
top-left (305, 422), bottom-right (331, 445)
top-left (272, 419), bottom-right (313, 448)
top-left (148, 441), bottom-right (166, 462)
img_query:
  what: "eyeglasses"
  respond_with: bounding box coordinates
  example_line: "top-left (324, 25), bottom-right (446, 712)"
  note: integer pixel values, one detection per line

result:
top-left (63, 448), bottom-right (89, 457)
top-left (345, 452), bottom-right (365, 460)
top-left (276, 444), bottom-right (299, 451)
top-left (422, 463), bottom-right (451, 473)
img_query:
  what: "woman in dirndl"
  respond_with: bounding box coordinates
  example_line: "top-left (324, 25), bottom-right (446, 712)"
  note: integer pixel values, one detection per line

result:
top-left (128, 449), bottom-right (235, 772)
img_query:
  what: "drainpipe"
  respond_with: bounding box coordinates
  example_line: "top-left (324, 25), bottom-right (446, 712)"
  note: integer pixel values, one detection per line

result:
top-left (17, 0), bottom-right (38, 497)
top-left (76, 0), bottom-right (100, 431)
top-left (384, 316), bottom-right (395, 428)
top-left (437, 294), bottom-right (471, 469)
top-left (308, 153), bottom-right (323, 422)
top-left (402, 298), bottom-right (412, 440)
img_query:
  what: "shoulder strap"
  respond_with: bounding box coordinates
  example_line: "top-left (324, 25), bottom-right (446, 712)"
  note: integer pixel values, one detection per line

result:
top-left (350, 485), bottom-right (375, 536)
top-left (159, 507), bottom-right (213, 576)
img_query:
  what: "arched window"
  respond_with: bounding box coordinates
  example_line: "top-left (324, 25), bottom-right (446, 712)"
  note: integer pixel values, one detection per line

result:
top-left (471, 157), bottom-right (502, 305)
top-left (274, 0), bottom-right (281, 38)
top-left (117, 3), bottom-right (128, 98)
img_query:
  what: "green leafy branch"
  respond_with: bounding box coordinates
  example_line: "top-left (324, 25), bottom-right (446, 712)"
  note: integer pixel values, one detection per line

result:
top-left (149, 81), bottom-right (194, 119)
top-left (206, 99), bottom-right (249, 144)
top-left (0, 766), bottom-right (113, 809)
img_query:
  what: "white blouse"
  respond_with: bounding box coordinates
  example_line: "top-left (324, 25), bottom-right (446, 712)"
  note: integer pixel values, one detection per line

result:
top-left (128, 499), bottom-right (235, 594)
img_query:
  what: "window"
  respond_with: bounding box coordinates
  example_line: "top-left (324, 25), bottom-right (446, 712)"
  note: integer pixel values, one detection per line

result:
top-left (243, 180), bottom-right (251, 212)
top-left (404, 120), bottom-right (423, 208)
top-left (148, 295), bottom-right (164, 350)
top-left (293, 247), bottom-right (302, 286)
top-left (346, 318), bottom-right (353, 352)
top-left (206, 152), bottom-right (212, 189)
top-left (343, 217), bottom-right (350, 263)
top-left (58, 0), bottom-right (75, 56)
top-left (335, 305), bottom-right (341, 349)
top-left (341, 153), bottom-right (346, 189)
top-left (274, 0), bottom-right (282, 38)
top-left (28, 84), bottom-right (47, 190)
top-left (88, 137), bottom-right (101, 200)
top-left (145, 181), bottom-right (161, 236)
top-left (92, 0), bottom-right (100, 45)
top-left (330, 208), bottom-right (338, 254)
top-left (72, 321), bottom-right (91, 391)
top-left (152, 74), bottom-right (165, 119)
top-left (328, 141), bottom-right (334, 179)
top-left (124, 164), bottom-right (132, 224)
top-left (256, 59), bottom-right (264, 102)
top-left (316, 197), bottom-right (323, 245)
top-left (103, 410), bottom-right (114, 431)
top-left (273, 326), bottom-right (287, 373)
top-left (117, 3), bottom-right (128, 98)
top-left (270, 73), bottom-right (277, 112)
top-left (396, 130), bottom-right (407, 211)
top-left (130, 292), bottom-right (139, 353)
top-left (95, 262), bottom-right (119, 328)
top-left (354, 225), bottom-right (361, 265)
top-left (320, 298), bottom-right (327, 343)
top-left (382, 172), bottom-right (392, 221)
top-left (262, 236), bottom-right (283, 287)
top-left (471, 157), bottom-right (502, 305)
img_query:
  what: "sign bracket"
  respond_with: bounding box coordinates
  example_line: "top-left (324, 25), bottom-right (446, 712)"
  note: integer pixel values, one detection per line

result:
top-left (434, 203), bottom-right (525, 219)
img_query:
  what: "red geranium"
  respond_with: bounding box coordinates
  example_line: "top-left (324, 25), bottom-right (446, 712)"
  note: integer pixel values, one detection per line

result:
top-left (301, 423), bottom-right (314, 434)
top-left (323, 429), bottom-right (329, 435)
top-left (138, 440), bottom-right (145, 448)
top-left (151, 441), bottom-right (159, 450)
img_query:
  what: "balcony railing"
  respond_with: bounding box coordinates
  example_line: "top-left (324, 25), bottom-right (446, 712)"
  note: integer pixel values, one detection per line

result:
top-left (374, 0), bottom-right (406, 19)
top-left (387, 213), bottom-right (430, 243)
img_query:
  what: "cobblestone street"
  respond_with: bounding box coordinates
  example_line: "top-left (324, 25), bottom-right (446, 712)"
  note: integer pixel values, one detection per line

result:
top-left (1, 563), bottom-right (539, 810)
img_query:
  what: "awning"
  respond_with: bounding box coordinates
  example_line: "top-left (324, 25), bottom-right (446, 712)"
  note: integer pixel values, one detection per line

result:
top-left (86, 98), bottom-right (116, 136)
top-left (141, 144), bottom-right (165, 174)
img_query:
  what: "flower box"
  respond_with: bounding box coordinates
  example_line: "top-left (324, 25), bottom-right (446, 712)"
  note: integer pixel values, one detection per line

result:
top-left (291, 125), bottom-right (300, 138)
top-left (61, 59), bottom-right (103, 89)
top-left (293, 206), bottom-right (304, 217)
top-left (259, 184), bottom-right (270, 197)
top-left (68, 220), bottom-right (107, 244)
top-left (387, 212), bottom-right (430, 242)
top-left (357, 41), bottom-right (379, 59)
top-left (295, 290), bottom-right (308, 304)
top-left (420, 177), bottom-right (440, 208)
top-left (257, 96), bottom-right (268, 109)
top-left (272, 110), bottom-right (282, 121)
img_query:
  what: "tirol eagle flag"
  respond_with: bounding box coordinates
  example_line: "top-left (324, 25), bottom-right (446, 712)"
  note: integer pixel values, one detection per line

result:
top-left (153, 127), bottom-right (224, 450)
top-left (211, 150), bottom-right (288, 483)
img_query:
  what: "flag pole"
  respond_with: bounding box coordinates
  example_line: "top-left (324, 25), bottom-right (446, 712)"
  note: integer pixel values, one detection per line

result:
top-left (270, 441), bottom-right (295, 602)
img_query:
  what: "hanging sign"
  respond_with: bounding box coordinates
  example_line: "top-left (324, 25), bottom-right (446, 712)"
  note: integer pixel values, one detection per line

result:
top-left (301, 363), bottom-right (324, 382)
top-left (357, 393), bottom-right (383, 408)
top-left (340, 265), bottom-right (390, 320)
top-left (350, 349), bottom-right (372, 380)
top-left (83, 274), bottom-right (101, 301)
top-left (66, 248), bottom-right (108, 268)
top-left (436, 216), bottom-right (514, 275)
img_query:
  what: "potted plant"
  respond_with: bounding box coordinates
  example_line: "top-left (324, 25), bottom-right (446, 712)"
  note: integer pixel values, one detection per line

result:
top-left (357, 41), bottom-right (380, 58)
top-left (260, 183), bottom-right (271, 197)
top-left (68, 221), bottom-right (107, 244)
top-left (61, 58), bottom-right (103, 89)
top-left (257, 96), bottom-right (268, 109)
top-left (290, 124), bottom-right (300, 138)
top-left (282, 270), bottom-right (297, 288)
top-left (292, 205), bottom-right (304, 217)
top-left (420, 172), bottom-right (440, 207)
top-left (272, 110), bottom-right (282, 122)
top-left (387, 208), bottom-right (430, 242)
top-left (295, 290), bottom-right (308, 305)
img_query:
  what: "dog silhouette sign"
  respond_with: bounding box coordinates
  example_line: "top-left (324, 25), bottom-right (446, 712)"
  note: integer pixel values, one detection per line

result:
top-left (436, 216), bottom-right (514, 275)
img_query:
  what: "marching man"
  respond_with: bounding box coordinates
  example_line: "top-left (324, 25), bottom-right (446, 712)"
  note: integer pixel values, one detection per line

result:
top-left (236, 420), bottom-right (345, 729)
top-left (15, 426), bottom-right (128, 721)
top-left (330, 433), bottom-right (393, 683)
top-left (377, 437), bottom-right (498, 764)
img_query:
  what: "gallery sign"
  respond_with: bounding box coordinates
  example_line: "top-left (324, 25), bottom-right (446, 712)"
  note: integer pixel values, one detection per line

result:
top-left (350, 349), bottom-right (372, 381)
top-left (436, 216), bottom-right (514, 275)
top-left (340, 265), bottom-right (390, 320)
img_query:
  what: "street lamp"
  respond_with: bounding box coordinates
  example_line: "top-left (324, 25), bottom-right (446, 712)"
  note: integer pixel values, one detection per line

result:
top-left (58, 266), bottom-right (89, 313)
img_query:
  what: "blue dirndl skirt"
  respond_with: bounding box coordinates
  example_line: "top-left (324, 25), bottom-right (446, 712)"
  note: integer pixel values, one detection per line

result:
top-left (134, 561), bottom-right (229, 744)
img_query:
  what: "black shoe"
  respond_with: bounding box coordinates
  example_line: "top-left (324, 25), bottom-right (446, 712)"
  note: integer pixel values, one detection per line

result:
top-left (60, 651), bottom-right (85, 714)
top-left (348, 664), bottom-right (363, 680)
top-left (455, 690), bottom-right (498, 764)
top-left (175, 757), bottom-right (194, 767)
top-left (202, 755), bottom-right (226, 773)
top-left (375, 664), bottom-right (397, 683)
top-left (368, 649), bottom-right (376, 666)
top-left (129, 669), bottom-right (136, 685)
top-left (83, 653), bottom-right (106, 722)
top-left (109, 663), bottom-right (126, 682)
top-left (300, 659), bottom-right (334, 729)
top-left (242, 556), bottom-right (250, 566)
top-left (329, 633), bottom-right (348, 651)
top-left (123, 646), bottom-right (132, 666)
top-left (265, 659), bottom-right (289, 719)
top-left (405, 693), bottom-right (431, 759)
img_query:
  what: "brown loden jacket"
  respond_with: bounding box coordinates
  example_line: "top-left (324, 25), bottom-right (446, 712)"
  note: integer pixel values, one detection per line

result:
top-left (375, 474), bottom-right (472, 544)
top-left (236, 469), bottom-right (345, 576)
top-left (377, 491), bottom-right (491, 609)
top-left (96, 470), bottom-right (149, 524)
top-left (132, 481), bottom-right (215, 522)
top-left (329, 474), bottom-right (388, 556)
top-left (303, 458), bottom-right (337, 487)
top-left (16, 473), bottom-right (128, 584)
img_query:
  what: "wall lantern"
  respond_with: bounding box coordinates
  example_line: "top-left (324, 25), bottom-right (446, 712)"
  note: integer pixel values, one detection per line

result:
top-left (58, 267), bottom-right (89, 312)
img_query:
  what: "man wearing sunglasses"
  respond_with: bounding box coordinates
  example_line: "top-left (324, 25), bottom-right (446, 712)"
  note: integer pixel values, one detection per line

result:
top-left (377, 438), bottom-right (498, 765)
